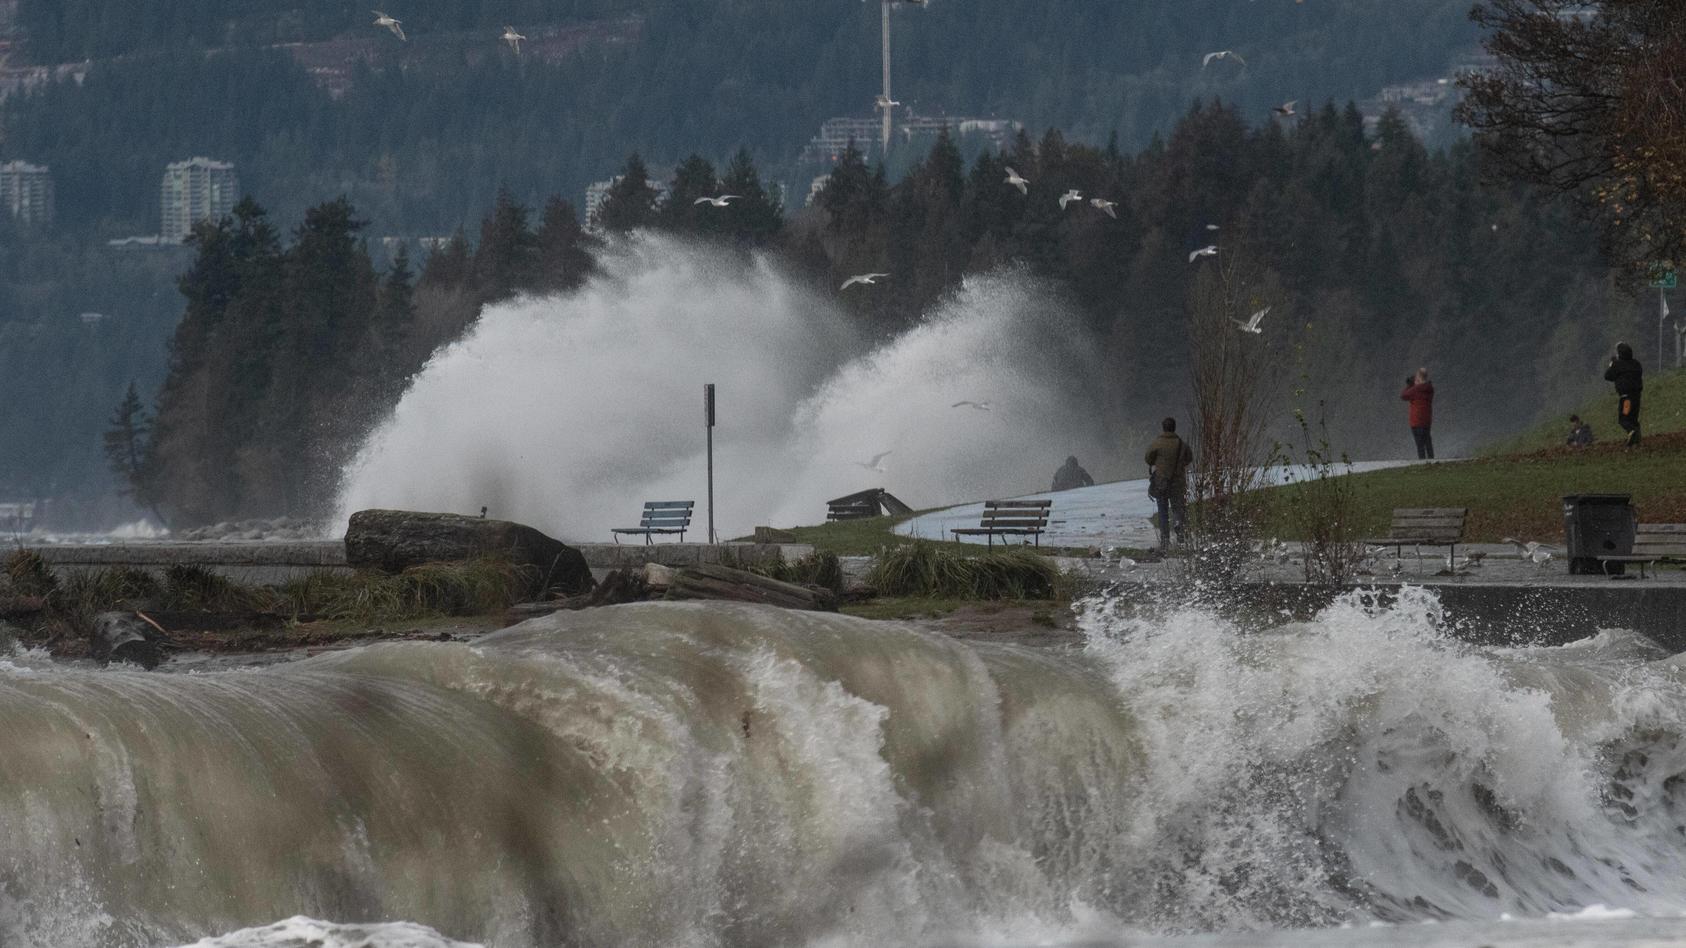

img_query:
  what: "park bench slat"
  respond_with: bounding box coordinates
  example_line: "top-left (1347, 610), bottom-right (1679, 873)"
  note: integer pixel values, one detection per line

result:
top-left (951, 499), bottom-right (1052, 548)
top-left (1593, 522), bottom-right (1686, 577)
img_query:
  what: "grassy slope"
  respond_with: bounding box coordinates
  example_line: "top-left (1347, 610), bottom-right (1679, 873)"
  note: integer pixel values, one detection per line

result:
top-left (1484, 367), bottom-right (1686, 455)
top-left (1268, 432), bottom-right (1686, 543)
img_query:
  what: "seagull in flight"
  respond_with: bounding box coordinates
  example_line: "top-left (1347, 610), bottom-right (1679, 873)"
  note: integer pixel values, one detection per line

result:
top-left (1205, 223), bottom-right (1221, 231)
top-left (1203, 50), bottom-right (1246, 68)
top-left (693, 195), bottom-right (741, 207)
top-left (1189, 245), bottom-right (1219, 263)
top-left (501, 26), bottom-right (526, 53)
top-left (841, 272), bottom-right (889, 290)
top-left (855, 451), bottom-right (892, 474)
top-left (1231, 306), bottom-right (1270, 334)
top-left (372, 10), bottom-right (406, 40)
top-left (1089, 197), bottom-right (1118, 219)
top-left (951, 400), bottom-right (992, 411)
top-left (1058, 189), bottom-right (1082, 210)
top-left (1272, 100), bottom-right (1298, 118)
top-left (1004, 167), bottom-right (1029, 195)
top-left (875, 94), bottom-right (901, 109)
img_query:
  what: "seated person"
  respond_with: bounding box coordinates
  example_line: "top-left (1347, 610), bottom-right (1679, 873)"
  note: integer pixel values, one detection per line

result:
top-left (1566, 414), bottom-right (1595, 447)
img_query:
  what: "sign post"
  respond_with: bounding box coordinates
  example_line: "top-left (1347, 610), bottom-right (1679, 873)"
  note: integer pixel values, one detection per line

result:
top-left (1651, 264), bottom-right (1676, 368)
top-left (704, 383), bottom-right (716, 545)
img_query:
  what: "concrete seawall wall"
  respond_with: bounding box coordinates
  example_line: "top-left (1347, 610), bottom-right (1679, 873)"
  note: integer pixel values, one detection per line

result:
top-left (27, 541), bottom-right (810, 586)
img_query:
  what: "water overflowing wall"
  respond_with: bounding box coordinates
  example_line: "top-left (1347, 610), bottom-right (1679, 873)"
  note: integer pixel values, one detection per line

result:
top-left (333, 235), bottom-right (1117, 541)
top-left (6, 592), bottom-right (1686, 946)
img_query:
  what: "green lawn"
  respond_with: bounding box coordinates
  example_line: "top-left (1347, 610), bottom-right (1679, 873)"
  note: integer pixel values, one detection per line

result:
top-left (1263, 431), bottom-right (1686, 542)
top-left (1484, 366), bottom-right (1686, 455)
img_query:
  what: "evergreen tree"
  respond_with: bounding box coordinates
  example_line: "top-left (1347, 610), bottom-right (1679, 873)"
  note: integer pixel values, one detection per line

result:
top-left (657, 155), bottom-right (721, 235)
top-left (718, 148), bottom-right (783, 246)
top-left (536, 196), bottom-right (596, 292)
top-left (102, 381), bottom-right (154, 511)
top-left (596, 153), bottom-right (660, 234)
top-left (475, 187), bottom-right (541, 299)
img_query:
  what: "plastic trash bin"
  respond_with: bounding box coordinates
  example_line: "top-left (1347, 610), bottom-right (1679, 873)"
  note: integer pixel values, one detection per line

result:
top-left (1562, 493), bottom-right (1636, 575)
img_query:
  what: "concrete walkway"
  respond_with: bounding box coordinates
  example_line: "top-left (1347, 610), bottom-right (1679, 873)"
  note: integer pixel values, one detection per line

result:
top-left (896, 461), bottom-right (1420, 550)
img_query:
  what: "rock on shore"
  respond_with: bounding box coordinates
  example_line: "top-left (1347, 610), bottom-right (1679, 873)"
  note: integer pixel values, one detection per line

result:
top-left (344, 509), bottom-right (594, 594)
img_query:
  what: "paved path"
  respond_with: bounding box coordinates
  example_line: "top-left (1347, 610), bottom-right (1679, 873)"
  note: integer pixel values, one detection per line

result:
top-left (896, 461), bottom-right (1419, 550)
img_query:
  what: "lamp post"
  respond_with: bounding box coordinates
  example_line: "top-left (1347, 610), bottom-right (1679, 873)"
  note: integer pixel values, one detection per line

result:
top-left (875, 0), bottom-right (925, 158)
top-left (704, 383), bottom-right (716, 544)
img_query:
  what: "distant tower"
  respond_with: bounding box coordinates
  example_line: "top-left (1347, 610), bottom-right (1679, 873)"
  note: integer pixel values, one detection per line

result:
top-left (875, 1), bottom-right (926, 157)
top-left (0, 161), bottom-right (54, 226)
top-left (161, 157), bottom-right (239, 242)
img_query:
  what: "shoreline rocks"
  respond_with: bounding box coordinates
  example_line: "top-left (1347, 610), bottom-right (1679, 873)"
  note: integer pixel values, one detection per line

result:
top-left (344, 509), bottom-right (594, 595)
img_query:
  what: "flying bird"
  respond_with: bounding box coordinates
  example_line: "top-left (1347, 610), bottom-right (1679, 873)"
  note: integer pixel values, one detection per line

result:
top-left (372, 10), bottom-right (406, 40)
top-left (855, 451), bottom-right (892, 474)
top-left (501, 26), bottom-right (526, 53)
top-left (1272, 100), bottom-right (1298, 117)
top-left (693, 195), bottom-right (741, 207)
top-left (1089, 198), bottom-right (1118, 219)
top-left (1231, 306), bottom-right (1271, 334)
top-left (841, 272), bottom-right (889, 290)
top-left (875, 94), bottom-right (901, 109)
top-left (1202, 50), bottom-right (1246, 68)
top-left (1189, 245), bottom-right (1219, 263)
top-left (1058, 189), bottom-right (1082, 210)
top-left (951, 400), bottom-right (992, 411)
top-left (1004, 167), bottom-right (1030, 195)
top-left (1205, 223), bottom-right (1221, 231)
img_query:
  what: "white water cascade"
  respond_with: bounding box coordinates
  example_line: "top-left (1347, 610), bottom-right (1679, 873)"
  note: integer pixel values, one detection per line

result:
top-left (333, 234), bottom-right (1117, 540)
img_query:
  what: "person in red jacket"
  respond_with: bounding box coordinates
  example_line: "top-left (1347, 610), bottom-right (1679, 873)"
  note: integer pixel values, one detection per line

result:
top-left (1401, 367), bottom-right (1435, 460)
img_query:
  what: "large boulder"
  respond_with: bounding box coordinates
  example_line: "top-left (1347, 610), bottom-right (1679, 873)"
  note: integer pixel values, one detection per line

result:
top-left (344, 509), bottom-right (594, 595)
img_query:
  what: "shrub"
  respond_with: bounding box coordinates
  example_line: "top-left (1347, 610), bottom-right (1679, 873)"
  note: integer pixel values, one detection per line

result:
top-left (867, 541), bottom-right (1058, 600)
top-left (4, 549), bottom-right (58, 598)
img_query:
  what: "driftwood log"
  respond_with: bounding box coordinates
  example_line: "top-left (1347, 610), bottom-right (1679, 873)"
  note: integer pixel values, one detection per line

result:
top-left (664, 563), bottom-right (838, 612)
top-left (344, 509), bottom-right (593, 595)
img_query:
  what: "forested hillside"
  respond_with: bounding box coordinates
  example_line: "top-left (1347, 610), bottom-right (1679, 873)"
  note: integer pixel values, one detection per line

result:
top-left (119, 103), bottom-right (1642, 527)
top-left (3, 0), bottom-right (1480, 235)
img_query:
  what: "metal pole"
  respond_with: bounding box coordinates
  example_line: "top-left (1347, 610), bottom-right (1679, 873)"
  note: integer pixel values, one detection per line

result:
top-left (881, 1), bottom-right (892, 157)
top-left (704, 383), bottom-right (716, 545)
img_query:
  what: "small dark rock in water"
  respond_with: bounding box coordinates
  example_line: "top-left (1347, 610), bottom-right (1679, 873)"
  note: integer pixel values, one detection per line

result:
top-left (90, 612), bottom-right (161, 670)
top-left (1050, 456), bottom-right (1095, 492)
top-left (344, 508), bottom-right (594, 595)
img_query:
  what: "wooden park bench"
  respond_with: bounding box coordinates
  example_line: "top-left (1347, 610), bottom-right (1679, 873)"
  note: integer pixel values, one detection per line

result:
top-left (1362, 507), bottom-right (1468, 563)
top-left (950, 499), bottom-right (1052, 549)
top-left (1596, 524), bottom-right (1686, 578)
top-left (610, 500), bottom-right (694, 544)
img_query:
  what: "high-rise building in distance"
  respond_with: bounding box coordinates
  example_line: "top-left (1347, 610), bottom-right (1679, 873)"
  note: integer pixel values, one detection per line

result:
top-left (0, 161), bottom-right (54, 226)
top-left (161, 157), bottom-right (238, 242)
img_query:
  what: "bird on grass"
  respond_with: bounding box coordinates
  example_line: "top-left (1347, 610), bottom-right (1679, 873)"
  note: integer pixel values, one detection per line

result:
top-left (1058, 189), bottom-right (1082, 210)
top-left (1231, 306), bottom-right (1271, 334)
top-left (1090, 198), bottom-right (1118, 219)
top-left (501, 26), bottom-right (526, 53)
top-left (1189, 245), bottom-right (1219, 263)
top-left (1203, 50), bottom-right (1246, 68)
top-left (855, 451), bottom-right (892, 474)
top-left (373, 10), bottom-right (406, 40)
top-left (952, 400), bottom-right (992, 411)
top-left (841, 273), bottom-right (889, 290)
top-left (1004, 167), bottom-right (1030, 195)
top-left (694, 195), bottom-right (741, 207)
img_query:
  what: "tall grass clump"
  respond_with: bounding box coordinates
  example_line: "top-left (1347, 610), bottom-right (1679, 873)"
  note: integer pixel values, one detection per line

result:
top-left (748, 551), bottom-right (845, 593)
top-left (4, 549), bottom-right (58, 598)
top-left (162, 564), bottom-right (277, 612)
top-left (867, 541), bottom-right (1058, 600)
top-left (282, 558), bottom-right (532, 621)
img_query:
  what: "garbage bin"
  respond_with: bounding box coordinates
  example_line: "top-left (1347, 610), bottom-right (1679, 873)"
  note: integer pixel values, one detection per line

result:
top-left (1562, 493), bottom-right (1636, 575)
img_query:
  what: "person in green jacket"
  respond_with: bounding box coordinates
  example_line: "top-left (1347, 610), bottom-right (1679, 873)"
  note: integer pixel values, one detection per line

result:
top-left (1145, 417), bottom-right (1195, 550)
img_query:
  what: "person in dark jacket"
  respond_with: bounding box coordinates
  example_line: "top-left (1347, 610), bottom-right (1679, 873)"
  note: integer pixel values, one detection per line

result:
top-left (1401, 367), bottom-right (1435, 460)
top-left (1566, 415), bottom-right (1595, 447)
top-left (1051, 456), bottom-right (1095, 492)
top-left (1604, 342), bottom-right (1643, 447)
top-left (1144, 417), bottom-right (1194, 550)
